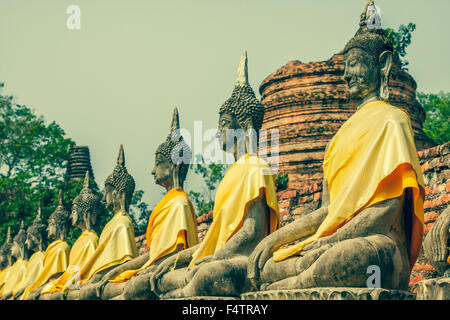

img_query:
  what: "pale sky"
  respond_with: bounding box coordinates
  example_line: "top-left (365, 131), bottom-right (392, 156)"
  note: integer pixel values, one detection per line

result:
top-left (0, 0), bottom-right (449, 209)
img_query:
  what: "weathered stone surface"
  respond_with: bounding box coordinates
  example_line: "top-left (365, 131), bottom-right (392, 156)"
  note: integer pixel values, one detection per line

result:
top-left (241, 288), bottom-right (416, 300)
top-left (416, 277), bottom-right (450, 300)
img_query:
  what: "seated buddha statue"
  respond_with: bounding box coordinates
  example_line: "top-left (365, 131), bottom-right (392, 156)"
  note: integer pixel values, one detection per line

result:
top-left (149, 51), bottom-right (280, 299)
top-left (22, 190), bottom-right (71, 300)
top-left (13, 208), bottom-right (47, 299)
top-left (0, 222), bottom-right (28, 299)
top-left (247, 1), bottom-right (425, 292)
top-left (96, 108), bottom-right (199, 300)
top-left (0, 227), bottom-right (14, 294)
top-left (38, 172), bottom-right (101, 300)
top-left (73, 145), bottom-right (139, 300)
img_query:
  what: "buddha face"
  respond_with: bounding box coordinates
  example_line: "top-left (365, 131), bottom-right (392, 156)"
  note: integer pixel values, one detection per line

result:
top-left (10, 241), bottom-right (21, 258)
top-left (25, 232), bottom-right (40, 252)
top-left (151, 153), bottom-right (173, 188)
top-left (103, 183), bottom-right (119, 211)
top-left (217, 112), bottom-right (242, 153)
top-left (343, 47), bottom-right (380, 100)
top-left (47, 218), bottom-right (58, 240)
top-left (71, 203), bottom-right (82, 228)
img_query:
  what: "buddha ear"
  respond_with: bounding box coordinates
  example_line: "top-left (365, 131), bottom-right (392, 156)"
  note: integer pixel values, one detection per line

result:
top-left (379, 50), bottom-right (392, 101)
top-left (170, 162), bottom-right (180, 189)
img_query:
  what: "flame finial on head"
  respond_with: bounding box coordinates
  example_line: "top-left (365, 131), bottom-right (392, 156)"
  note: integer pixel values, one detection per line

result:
top-left (235, 50), bottom-right (249, 86)
top-left (83, 171), bottom-right (90, 189)
top-left (117, 144), bottom-right (125, 166)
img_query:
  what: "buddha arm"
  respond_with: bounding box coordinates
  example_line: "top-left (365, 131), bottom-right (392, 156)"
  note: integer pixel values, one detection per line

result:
top-left (212, 193), bottom-right (269, 260)
top-left (247, 178), bottom-right (330, 283)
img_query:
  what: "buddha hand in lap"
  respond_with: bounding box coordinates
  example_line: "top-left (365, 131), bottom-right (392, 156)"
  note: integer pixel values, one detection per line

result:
top-left (149, 51), bottom-right (280, 299)
top-left (99, 108), bottom-right (198, 300)
top-left (248, 1), bottom-right (425, 292)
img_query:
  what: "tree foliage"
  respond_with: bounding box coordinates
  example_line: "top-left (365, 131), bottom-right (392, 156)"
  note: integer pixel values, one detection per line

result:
top-left (386, 22), bottom-right (416, 70)
top-left (417, 92), bottom-right (450, 145)
top-left (188, 155), bottom-right (227, 217)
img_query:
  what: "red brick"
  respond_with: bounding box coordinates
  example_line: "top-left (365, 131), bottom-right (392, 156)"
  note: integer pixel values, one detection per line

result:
top-left (278, 200), bottom-right (291, 209)
top-left (424, 211), bottom-right (439, 223)
top-left (280, 210), bottom-right (290, 217)
top-left (313, 192), bottom-right (321, 201)
top-left (278, 189), bottom-right (297, 200)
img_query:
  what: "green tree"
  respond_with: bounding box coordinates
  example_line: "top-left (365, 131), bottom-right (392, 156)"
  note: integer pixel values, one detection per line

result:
top-left (386, 23), bottom-right (416, 71)
top-left (188, 155), bottom-right (227, 217)
top-left (129, 189), bottom-right (152, 236)
top-left (417, 92), bottom-right (450, 145)
top-left (0, 83), bottom-right (75, 244)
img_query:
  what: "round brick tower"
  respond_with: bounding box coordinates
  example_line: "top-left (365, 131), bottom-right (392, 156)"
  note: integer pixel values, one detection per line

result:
top-left (66, 146), bottom-right (95, 182)
top-left (259, 53), bottom-right (435, 191)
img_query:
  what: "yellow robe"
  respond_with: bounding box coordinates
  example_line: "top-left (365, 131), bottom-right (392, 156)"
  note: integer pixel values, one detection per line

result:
top-left (111, 188), bottom-right (198, 283)
top-left (41, 230), bottom-right (99, 294)
top-left (189, 154), bottom-right (280, 267)
top-left (274, 101), bottom-right (425, 268)
top-left (0, 265), bottom-right (13, 293)
top-left (78, 211), bottom-right (138, 283)
top-left (0, 258), bottom-right (27, 298)
top-left (13, 251), bottom-right (44, 297)
top-left (21, 240), bottom-right (70, 300)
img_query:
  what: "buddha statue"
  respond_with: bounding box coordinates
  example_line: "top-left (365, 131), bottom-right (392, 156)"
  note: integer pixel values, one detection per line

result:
top-left (73, 145), bottom-right (139, 300)
top-left (0, 227), bottom-right (13, 271)
top-left (0, 227), bottom-right (14, 294)
top-left (246, 0), bottom-right (425, 293)
top-left (39, 171), bottom-right (101, 300)
top-left (13, 207), bottom-right (46, 299)
top-left (22, 190), bottom-right (71, 300)
top-left (97, 108), bottom-right (198, 300)
top-left (423, 206), bottom-right (450, 276)
top-left (417, 206), bottom-right (450, 299)
top-left (0, 222), bottom-right (28, 299)
top-left (149, 51), bottom-right (280, 299)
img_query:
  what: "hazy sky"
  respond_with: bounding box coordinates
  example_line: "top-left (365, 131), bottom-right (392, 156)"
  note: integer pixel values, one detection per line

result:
top-left (0, 0), bottom-right (449, 209)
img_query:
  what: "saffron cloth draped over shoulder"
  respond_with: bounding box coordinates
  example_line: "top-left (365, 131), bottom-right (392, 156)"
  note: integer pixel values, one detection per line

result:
top-left (0, 258), bottom-right (27, 297)
top-left (189, 154), bottom-right (280, 267)
top-left (21, 240), bottom-right (70, 299)
top-left (42, 230), bottom-right (98, 293)
top-left (13, 251), bottom-right (44, 297)
top-left (273, 101), bottom-right (425, 268)
top-left (111, 188), bottom-right (198, 283)
top-left (78, 211), bottom-right (138, 283)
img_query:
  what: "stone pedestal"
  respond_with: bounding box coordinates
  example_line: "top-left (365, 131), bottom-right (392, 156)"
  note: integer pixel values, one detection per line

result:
top-left (241, 288), bottom-right (416, 300)
top-left (416, 277), bottom-right (450, 300)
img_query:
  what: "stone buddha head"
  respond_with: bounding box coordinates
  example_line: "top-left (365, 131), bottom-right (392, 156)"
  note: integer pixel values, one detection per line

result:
top-left (10, 221), bottom-right (28, 261)
top-left (217, 51), bottom-right (265, 157)
top-left (0, 227), bottom-right (13, 268)
top-left (152, 108), bottom-right (192, 191)
top-left (71, 171), bottom-right (101, 231)
top-left (25, 206), bottom-right (47, 252)
top-left (343, 0), bottom-right (393, 104)
top-left (47, 190), bottom-right (71, 242)
top-left (103, 145), bottom-right (135, 213)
